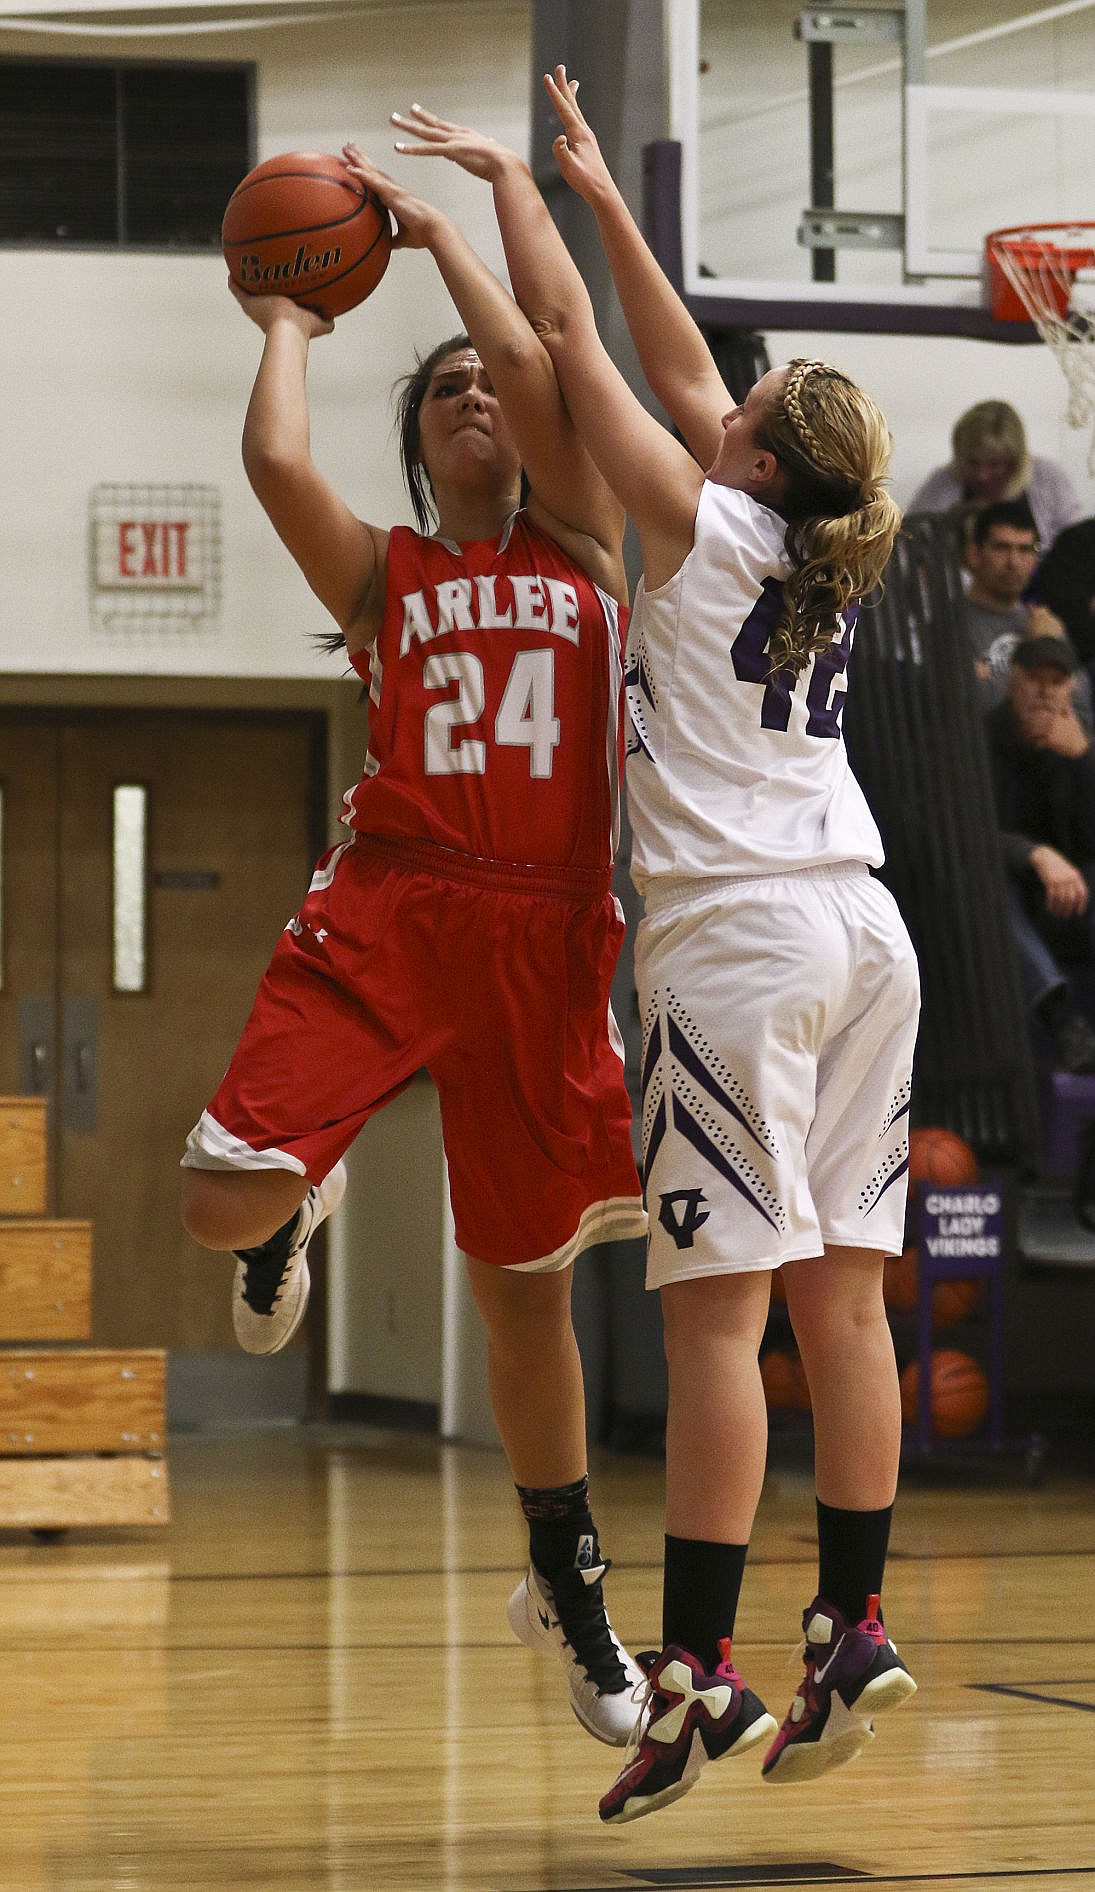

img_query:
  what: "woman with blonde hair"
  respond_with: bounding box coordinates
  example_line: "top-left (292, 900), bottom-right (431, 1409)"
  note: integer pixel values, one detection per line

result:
top-left (910, 396), bottom-right (1082, 545)
top-left (385, 69), bottom-right (921, 1825)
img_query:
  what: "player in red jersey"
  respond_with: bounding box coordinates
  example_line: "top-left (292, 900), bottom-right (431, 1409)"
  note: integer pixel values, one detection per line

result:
top-left (180, 155), bottom-right (647, 1744)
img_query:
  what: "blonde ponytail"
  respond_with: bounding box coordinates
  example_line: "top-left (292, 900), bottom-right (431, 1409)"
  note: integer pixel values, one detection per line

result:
top-left (758, 360), bottom-right (902, 674)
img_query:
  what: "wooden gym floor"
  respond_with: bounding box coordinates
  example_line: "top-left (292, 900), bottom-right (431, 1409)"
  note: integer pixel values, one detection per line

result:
top-left (0, 1423), bottom-right (1092, 1892)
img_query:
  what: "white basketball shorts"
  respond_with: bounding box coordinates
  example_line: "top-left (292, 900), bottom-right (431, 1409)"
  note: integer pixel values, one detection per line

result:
top-left (636, 864), bottom-right (920, 1288)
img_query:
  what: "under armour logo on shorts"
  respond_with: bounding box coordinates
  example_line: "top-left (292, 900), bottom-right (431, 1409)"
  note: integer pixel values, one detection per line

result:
top-left (658, 1189), bottom-right (710, 1249)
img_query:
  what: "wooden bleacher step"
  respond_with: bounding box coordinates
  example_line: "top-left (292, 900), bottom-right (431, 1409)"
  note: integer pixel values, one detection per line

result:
top-left (0, 1096), bottom-right (169, 1534)
top-left (0, 1348), bottom-right (165, 1453)
top-left (0, 1455), bottom-right (169, 1531)
top-left (0, 1220), bottom-right (92, 1340)
top-left (0, 1097), bottom-right (47, 1216)
top-left (0, 1349), bottom-right (169, 1530)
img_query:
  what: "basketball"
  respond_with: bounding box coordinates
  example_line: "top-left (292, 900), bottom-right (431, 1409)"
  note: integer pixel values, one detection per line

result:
top-left (760, 1347), bottom-right (811, 1412)
top-left (788, 1350), bottom-right (812, 1413)
top-left (883, 1245), bottom-right (984, 1328)
top-left (222, 152), bottom-right (392, 319)
top-left (760, 1348), bottom-right (795, 1410)
top-left (908, 1127), bottom-right (979, 1190)
top-left (931, 1276), bottom-right (985, 1330)
top-left (900, 1349), bottom-right (990, 1438)
top-left (883, 1244), bottom-right (919, 1312)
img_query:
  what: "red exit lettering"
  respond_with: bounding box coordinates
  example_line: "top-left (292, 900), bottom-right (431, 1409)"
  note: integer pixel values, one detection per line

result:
top-left (117, 520), bottom-right (191, 580)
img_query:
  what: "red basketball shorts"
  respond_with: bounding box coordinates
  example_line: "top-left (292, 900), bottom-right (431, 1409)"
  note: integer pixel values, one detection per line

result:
top-left (184, 834), bottom-right (646, 1270)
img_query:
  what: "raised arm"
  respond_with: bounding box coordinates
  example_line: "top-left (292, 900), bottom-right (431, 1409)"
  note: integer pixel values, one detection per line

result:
top-left (231, 287), bottom-right (387, 656)
top-left (541, 66), bottom-right (732, 469)
top-left (342, 141), bottom-right (625, 602)
top-left (389, 105), bottom-right (703, 590)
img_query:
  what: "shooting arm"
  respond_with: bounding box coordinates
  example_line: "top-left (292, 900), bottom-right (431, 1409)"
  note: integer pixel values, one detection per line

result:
top-left (235, 291), bottom-right (385, 652)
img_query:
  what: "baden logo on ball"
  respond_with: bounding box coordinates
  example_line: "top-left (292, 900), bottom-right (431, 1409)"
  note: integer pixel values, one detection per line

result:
top-left (222, 151), bottom-right (393, 320)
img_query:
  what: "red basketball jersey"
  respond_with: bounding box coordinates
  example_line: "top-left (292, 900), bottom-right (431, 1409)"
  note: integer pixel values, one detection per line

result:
top-left (344, 511), bottom-right (627, 870)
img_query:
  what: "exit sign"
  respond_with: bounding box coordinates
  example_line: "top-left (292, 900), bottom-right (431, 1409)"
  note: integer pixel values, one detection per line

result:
top-left (89, 484), bottom-right (221, 633)
top-left (94, 505), bottom-right (205, 591)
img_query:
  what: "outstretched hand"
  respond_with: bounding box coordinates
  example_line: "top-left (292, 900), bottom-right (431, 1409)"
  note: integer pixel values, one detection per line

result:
top-left (542, 64), bottom-right (614, 204)
top-left (340, 141), bottom-right (442, 250)
top-left (388, 103), bottom-right (516, 182)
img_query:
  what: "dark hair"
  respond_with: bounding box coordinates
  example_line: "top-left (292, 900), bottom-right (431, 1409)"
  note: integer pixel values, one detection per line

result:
top-left (394, 331), bottom-right (473, 534)
top-left (315, 332), bottom-right (529, 660)
top-left (970, 496), bottom-right (1039, 547)
top-left (315, 333), bottom-right (480, 656)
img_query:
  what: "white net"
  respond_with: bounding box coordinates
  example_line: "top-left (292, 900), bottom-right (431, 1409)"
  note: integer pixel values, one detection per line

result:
top-left (987, 226), bottom-right (1095, 474)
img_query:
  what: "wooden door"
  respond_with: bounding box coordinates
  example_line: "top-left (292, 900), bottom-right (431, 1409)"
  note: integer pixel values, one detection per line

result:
top-left (0, 709), bottom-right (325, 1363)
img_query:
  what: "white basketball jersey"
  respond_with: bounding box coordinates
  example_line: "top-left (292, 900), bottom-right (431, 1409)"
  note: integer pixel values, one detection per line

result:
top-left (625, 480), bottom-right (885, 891)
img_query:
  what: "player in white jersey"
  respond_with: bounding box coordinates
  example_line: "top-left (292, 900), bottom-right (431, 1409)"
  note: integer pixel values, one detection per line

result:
top-left (394, 78), bottom-right (920, 1821)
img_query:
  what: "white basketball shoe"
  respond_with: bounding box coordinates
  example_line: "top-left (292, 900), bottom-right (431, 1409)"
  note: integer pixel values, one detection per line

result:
top-left (232, 1160), bottom-right (347, 1354)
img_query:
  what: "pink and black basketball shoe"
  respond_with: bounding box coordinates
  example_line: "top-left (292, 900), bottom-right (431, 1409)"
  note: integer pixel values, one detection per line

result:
top-left (599, 1639), bottom-right (776, 1824)
top-left (762, 1593), bottom-right (916, 1783)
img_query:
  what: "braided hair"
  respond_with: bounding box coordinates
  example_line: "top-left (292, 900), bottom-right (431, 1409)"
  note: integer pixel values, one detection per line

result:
top-left (755, 357), bottom-right (902, 674)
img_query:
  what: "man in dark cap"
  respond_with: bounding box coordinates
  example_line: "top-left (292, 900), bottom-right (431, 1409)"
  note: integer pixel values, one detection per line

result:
top-left (986, 634), bottom-right (1095, 1071)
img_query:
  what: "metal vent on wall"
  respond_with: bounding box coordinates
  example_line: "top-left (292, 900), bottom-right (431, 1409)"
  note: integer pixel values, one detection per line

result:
top-left (0, 59), bottom-right (251, 250)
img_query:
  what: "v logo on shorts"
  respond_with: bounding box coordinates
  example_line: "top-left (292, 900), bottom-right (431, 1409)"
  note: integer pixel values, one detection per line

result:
top-left (658, 1189), bottom-right (710, 1249)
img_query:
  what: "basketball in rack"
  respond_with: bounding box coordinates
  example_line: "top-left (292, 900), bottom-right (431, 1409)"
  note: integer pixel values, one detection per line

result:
top-left (985, 223), bottom-right (1095, 472)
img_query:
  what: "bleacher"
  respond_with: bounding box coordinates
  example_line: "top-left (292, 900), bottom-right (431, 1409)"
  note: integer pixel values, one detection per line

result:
top-left (845, 512), bottom-right (1095, 1265)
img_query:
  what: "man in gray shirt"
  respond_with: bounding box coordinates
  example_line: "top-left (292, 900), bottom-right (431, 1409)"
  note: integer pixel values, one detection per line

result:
top-left (962, 498), bottom-right (1091, 726)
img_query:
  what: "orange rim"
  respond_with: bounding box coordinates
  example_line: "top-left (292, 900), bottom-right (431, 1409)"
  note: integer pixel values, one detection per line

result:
top-left (987, 222), bottom-right (1095, 273)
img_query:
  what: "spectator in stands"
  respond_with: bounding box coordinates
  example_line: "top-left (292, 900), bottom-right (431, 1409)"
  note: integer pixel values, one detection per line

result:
top-left (909, 399), bottom-right (1083, 548)
top-left (986, 634), bottom-right (1095, 1073)
top-left (962, 499), bottom-right (1090, 724)
top-left (1031, 516), bottom-right (1095, 667)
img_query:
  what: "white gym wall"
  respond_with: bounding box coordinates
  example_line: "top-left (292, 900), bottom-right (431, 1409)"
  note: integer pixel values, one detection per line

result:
top-left (2, 0), bottom-right (1092, 1414)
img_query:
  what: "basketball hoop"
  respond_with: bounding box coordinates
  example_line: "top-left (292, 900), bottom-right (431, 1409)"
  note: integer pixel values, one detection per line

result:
top-left (985, 223), bottom-right (1095, 473)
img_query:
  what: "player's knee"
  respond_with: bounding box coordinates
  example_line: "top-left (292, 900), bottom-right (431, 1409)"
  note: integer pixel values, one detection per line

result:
top-left (179, 1170), bottom-right (225, 1248)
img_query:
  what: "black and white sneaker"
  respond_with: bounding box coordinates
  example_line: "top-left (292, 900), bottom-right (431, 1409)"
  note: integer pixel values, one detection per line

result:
top-left (232, 1160), bottom-right (347, 1355)
top-left (507, 1544), bottom-right (645, 1746)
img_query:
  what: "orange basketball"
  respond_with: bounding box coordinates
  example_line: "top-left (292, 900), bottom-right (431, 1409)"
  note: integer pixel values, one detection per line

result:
top-left (883, 1247), bottom-right (984, 1329)
top-left (931, 1276), bottom-right (985, 1330)
top-left (760, 1349), bottom-right (795, 1410)
top-left (787, 1350), bottom-right (812, 1413)
top-left (900, 1349), bottom-right (990, 1438)
top-left (883, 1244), bottom-right (919, 1313)
top-left (908, 1127), bottom-right (979, 1190)
top-left (222, 151), bottom-right (392, 319)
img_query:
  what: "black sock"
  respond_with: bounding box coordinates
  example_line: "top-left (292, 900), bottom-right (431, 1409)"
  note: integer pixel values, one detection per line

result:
top-left (662, 1535), bottom-right (749, 1670)
top-left (516, 1476), bottom-right (598, 1580)
top-left (816, 1499), bottom-right (893, 1624)
top-left (233, 1207), bottom-right (300, 1265)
